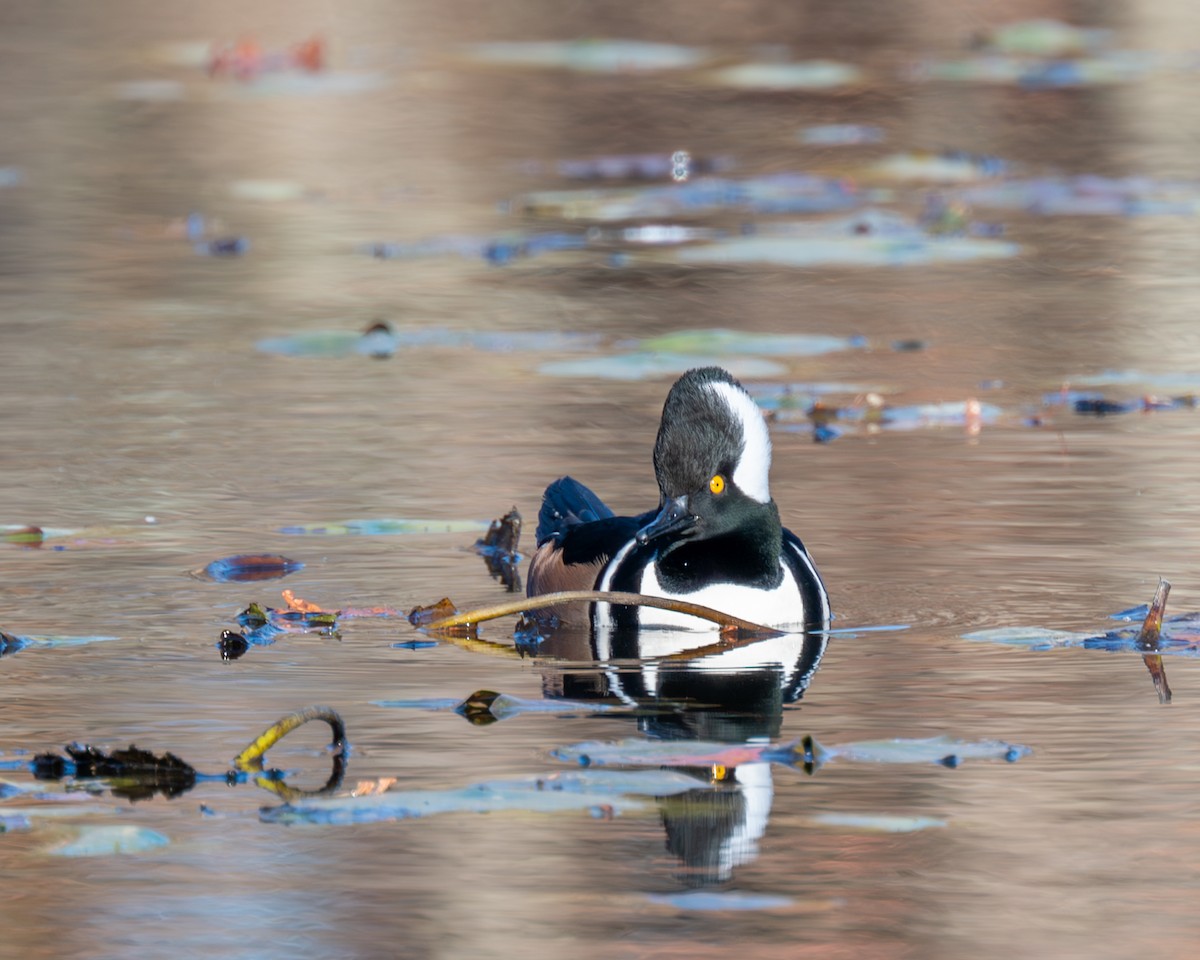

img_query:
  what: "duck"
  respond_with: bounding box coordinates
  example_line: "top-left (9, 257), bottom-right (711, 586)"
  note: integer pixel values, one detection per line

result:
top-left (527, 366), bottom-right (830, 632)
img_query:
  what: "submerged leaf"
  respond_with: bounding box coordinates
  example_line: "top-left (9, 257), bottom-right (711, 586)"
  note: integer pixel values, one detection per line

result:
top-left (0, 633), bottom-right (121, 657)
top-left (47, 825), bottom-right (170, 857)
top-left (261, 768), bottom-right (714, 825)
top-left (705, 60), bottom-right (863, 91)
top-left (637, 329), bottom-right (860, 358)
top-left (538, 353), bottom-right (788, 381)
top-left (461, 40), bottom-right (711, 73)
top-left (815, 735), bottom-right (1029, 766)
top-left (197, 554), bottom-right (304, 582)
top-left (805, 812), bottom-right (947, 832)
top-left (279, 518), bottom-right (492, 536)
top-left (553, 734), bottom-right (1029, 770)
top-left (646, 891), bottom-right (799, 912)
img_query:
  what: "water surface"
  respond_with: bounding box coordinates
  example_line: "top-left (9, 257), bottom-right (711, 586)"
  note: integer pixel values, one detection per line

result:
top-left (3, 3), bottom-right (1200, 958)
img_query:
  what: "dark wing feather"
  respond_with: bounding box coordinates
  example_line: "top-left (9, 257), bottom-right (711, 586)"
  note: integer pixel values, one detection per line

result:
top-left (527, 477), bottom-right (648, 622)
top-left (535, 476), bottom-right (615, 546)
top-left (782, 528), bottom-right (831, 629)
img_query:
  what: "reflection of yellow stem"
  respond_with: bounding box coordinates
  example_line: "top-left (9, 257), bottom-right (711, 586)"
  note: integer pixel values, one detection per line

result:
top-left (424, 590), bottom-right (780, 635)
top-left (234, 705), bottom-right (345, 773)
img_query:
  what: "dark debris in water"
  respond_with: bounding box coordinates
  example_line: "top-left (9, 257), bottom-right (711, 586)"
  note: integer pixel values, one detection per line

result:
top-left (32, 744), bottom-right (199, 802)
top-left (475, 506), bottom-right (523, 593)
top-left (407, 597), bottom-right (459, 627)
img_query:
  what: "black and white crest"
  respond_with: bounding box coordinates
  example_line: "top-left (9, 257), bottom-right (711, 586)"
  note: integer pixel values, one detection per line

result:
top-left (652, 367), bottom-right (772, 503)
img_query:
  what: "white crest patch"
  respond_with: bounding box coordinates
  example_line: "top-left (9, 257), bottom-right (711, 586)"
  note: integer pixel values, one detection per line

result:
top-left (705, 380), bottom-right (772, 503)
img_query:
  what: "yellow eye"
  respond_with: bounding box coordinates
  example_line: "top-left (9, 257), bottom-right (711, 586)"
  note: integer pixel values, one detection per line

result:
top-left (709, 474), bottom-right (725, 495)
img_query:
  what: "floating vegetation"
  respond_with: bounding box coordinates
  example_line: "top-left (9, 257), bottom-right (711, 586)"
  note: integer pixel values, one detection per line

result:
top-left (364, 229), bottom-right (590, 265)
top-left (663, 210), bottom-right (1020, 268)
top-left (975, 19), bottom-right (1113, 57)
top-left (954, 176), bottom-right (1200, 216)
top-left (373, 689), bottom-right (625, 724)
top-left (805, 812), bottom-right (947, 832)
top-left (552, 733), bottom-right (1029, 771)
top-left (859, 151), bottom-right (1010, 184)
top-left (194, 236), bottom-right (249, 256)
top-left (278, 518), bottom-right (492, 536)
top-left (910, 53), bottom-right (1151, 88)
top-left (704, 60), bottom-right (863, 91)
top-left (460, 40), bottom-right (711, 73)
top-left (229, 179), bottom-right (310, 202)
top-left (799, 124), bottom-right (884, 146)
top-left (220, 592), bottom-right (403, 659)
top-left (636, 329), bottom-right (863, 358)
top-left (538, 353), bottom-right (788, 381)
top-left (207, 35), bottom-right (326, 79)
top-left (257, 325), bottom-right (600, 358)
top-left (260, 768), bottom-right (715, 825)
top-left (32, 745), bottom-right (198, 802)
top-left (0, 631), bottom-right (121, 658)
top-left (646, 891), bottom-right (801, 912)
top-left (1, 521), bottom-right (157, 551)
top-left (475, 507), bottom-right (523, 593)
top-left (46, 825), bottom-right (170, 857)
top-left (196, 554), bottom-right (304, 583)
top-left (515, 172), bottom-right (861, 222)
top-left (966, 582), bottom-right (1200, 655)
top-left (964, 581), bottom-right (1183, 703)
top-left (12, 707), bottom-right (346, 809)
top-left (522, 152), bottom-right (734, 182)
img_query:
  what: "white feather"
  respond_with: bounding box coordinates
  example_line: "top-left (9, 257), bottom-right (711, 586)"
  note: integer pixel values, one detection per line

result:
top-left (705, 380), bottom-right (772, 503)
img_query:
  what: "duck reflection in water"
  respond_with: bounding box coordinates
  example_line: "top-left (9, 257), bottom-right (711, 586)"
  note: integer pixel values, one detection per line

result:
top-left (518, 366), bottom-right (830, 883)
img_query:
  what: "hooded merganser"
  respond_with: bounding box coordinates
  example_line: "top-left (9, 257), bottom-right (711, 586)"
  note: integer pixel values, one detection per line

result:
top-left (528, 366), bottom-right (830, 631)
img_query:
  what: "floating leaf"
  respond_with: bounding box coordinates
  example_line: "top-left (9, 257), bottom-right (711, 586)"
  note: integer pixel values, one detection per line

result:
top-left (813, 736), bottom-right (1029, 767)
top-left (799, 124), bottom-right (884, 146)
top-left (961, 627), bottom-right (1091, 650)
top-left (805, 812), bottom-right (947, 832)
top-left (516, 173), bottom-right (860, 222)
top-left (261, 769), bottom-right (713, 825)
top-left (197, 554), bottom-right (304, 583)
top-left (860, 151), bottom-right (1009, 183)
top-left (0, 633), bottom-right (121, 657)
top-left (671, 232), bottom-right (1019, 268)
top-left (407, 598), bottom-right (459, 627)
top-left (278, 518), bottom-right (492, 536)
top-left (955, 176), bottom-right (1200, 216)
top-left (373, 689), bottom-right (622, 722)
top-left (980, 19), bottom-right (1113, 56)
top-left (706, 61), bottom-right (862, 91)
top-left (554, 734), bottom-right (1028, 770)
top-left (2, 525), bottom-right (44, 545)
top-left (46, 825), bottom-right (170, 857)
top-left (229, 179), bottom-right (308, 202)
top-left (646, 891), bottom-right (799, 912)
top-left (911, 53), bottom-right (1151, 88)
top-left (637, 329), bottom-right (861, 358)
top-left (538, 354), bottom-right (788, 381)
top-left (461, 40), bottom-right (711, 73)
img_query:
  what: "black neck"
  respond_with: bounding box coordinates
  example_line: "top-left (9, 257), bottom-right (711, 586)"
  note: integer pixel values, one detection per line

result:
top-left (655, 509), bottom-right (783, 592)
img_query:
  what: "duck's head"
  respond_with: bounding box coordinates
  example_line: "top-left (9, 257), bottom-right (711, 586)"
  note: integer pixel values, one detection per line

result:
top-left (636, 367), bottom-right (775, 548)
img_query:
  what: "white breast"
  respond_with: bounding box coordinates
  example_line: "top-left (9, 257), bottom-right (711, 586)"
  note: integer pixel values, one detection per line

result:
top-left (634, 561), bottom-right (808, 631)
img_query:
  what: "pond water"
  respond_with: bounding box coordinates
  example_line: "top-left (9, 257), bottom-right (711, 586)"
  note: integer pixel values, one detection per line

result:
top-left (4, 3), bottom-right (1200, 958)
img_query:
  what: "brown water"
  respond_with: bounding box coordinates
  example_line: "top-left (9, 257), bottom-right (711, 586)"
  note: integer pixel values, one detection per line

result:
top-left (4, 3), bottom-right (1200, 958)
